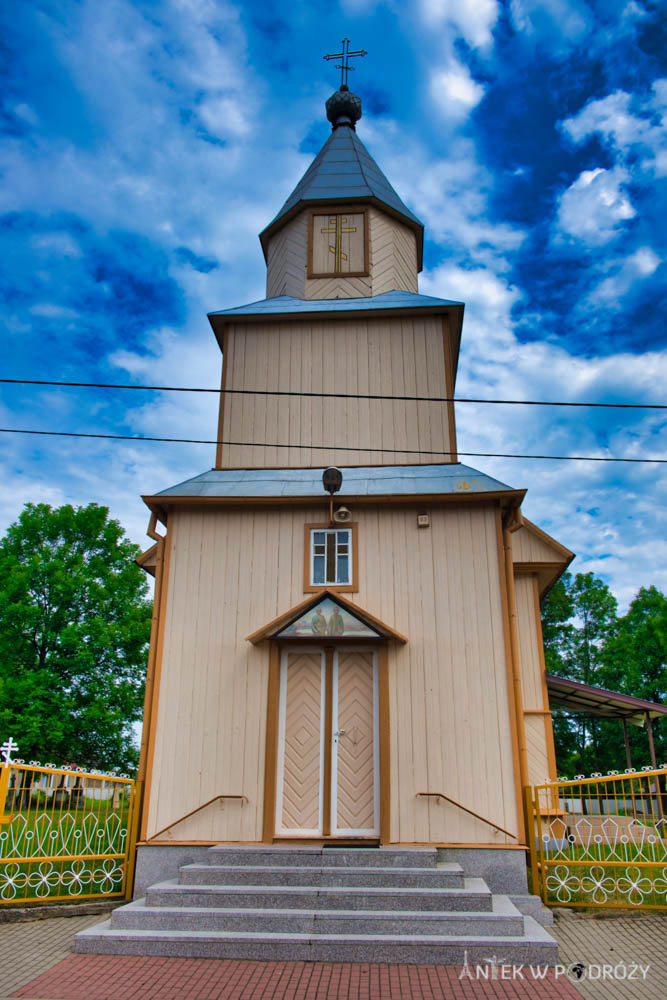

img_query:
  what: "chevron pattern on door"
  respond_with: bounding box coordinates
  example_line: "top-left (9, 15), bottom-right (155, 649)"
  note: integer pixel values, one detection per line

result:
top-left (333, 650), bottom-right (378, 834)
top-left (278, 652), bottom-right (323, 833)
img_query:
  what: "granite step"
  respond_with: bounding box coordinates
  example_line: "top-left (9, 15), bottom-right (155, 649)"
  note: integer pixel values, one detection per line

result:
top-left (178, 863), bottom-right (464, 889)
top-left (73, 914), bottom-right (558, 965)
top-left (205, 846), bottom-right (438, 869)
top-left (146, 877), bottom-right (494, 912)
top-left (110, 896), bottom-right (524, 937)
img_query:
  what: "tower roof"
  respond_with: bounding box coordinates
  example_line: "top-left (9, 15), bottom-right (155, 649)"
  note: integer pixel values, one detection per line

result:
top-left (259, 101), bottom-right (424, 269)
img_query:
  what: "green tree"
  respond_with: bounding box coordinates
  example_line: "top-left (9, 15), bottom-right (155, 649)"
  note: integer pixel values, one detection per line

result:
top-left (542, 574), bottom-right (667, 775)
top-left (541, 571), bottom-right (618, 775)
top-left (598, 587), bottom-right (667, 767)
top-left (0, 503), bottom-right (151, 772)
top-left (540, 573), bottom-right (574, 675)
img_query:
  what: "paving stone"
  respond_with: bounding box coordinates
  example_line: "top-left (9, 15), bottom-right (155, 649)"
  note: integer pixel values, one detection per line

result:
top-left (551, 909), bottom-right (667, 1000)
top-left (0, 912), bottom-right (107, 996)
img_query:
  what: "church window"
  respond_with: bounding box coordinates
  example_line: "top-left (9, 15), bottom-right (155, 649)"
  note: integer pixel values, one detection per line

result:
top-left (304, 523), bottom-right (358, 592)
top-left (308, 209), bottom-right (368, 277)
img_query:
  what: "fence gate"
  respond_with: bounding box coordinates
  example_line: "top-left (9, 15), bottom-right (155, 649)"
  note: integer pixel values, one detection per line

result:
top-left (526, 767), bottom-right (667, 910)
top-left (0, 762), bottom-right (140, 904)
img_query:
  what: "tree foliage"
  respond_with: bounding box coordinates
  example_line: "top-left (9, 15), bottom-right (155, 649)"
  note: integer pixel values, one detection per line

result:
top-left (542, 573), bottom-right (667, 776)
top-left (0, 503), bottom-right (151, 771)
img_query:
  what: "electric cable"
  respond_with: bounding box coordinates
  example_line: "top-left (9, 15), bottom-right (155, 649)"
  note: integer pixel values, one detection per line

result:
top-left (0, 427), bottom-right (664, 464)
top-left (1, 378), bottom-right (665, 410)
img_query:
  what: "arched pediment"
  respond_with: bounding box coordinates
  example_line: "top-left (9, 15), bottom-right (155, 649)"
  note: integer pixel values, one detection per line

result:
top-left (245, 589), bottom-right (407, 644)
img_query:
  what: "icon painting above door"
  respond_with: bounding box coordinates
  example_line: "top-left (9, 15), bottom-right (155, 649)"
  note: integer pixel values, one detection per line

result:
top-left (276, 597), bottom-right (382, 639)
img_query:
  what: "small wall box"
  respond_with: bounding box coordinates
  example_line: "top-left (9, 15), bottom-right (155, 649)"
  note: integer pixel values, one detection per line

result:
top-left (417, 512), bottom-right (430, 528)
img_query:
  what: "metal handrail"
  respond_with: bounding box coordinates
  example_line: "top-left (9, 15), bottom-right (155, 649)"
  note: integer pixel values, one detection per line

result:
top-left (416, 791), bottom-right (517, 840)
top-left (148, 794), bottom-right (249, 841)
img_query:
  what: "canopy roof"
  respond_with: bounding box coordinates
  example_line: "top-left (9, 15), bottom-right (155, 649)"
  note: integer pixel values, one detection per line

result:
top-left (547, 674), bottom-right (667, 724)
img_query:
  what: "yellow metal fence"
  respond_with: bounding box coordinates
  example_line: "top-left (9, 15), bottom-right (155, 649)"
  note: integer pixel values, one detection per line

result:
top-left (0, 762), bottom-right (140, 904)
top-left (526, 766), bottom-right (667, 910)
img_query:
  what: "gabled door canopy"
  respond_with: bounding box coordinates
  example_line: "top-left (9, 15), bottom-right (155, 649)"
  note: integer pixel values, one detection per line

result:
top-left (246, 589), bottom-right (407, 645)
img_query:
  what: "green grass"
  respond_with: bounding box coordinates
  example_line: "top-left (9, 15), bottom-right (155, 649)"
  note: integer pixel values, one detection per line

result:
top-left (0, 792), bottom-right (133, 904)
top-left (536, 836), bottom-right (667, 908)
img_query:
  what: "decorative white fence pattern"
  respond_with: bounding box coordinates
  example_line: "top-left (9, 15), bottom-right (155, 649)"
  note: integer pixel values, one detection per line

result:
top-left (527, 766), bottom-right (667, 910)
top-left (0, 760), bottom-right (139, 904)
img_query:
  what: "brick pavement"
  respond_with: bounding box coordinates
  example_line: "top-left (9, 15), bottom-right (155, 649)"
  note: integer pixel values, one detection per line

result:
top-left (9, 955), bottom-right (581, 999)
top-left (3, 907), bottom-right (665, 1000)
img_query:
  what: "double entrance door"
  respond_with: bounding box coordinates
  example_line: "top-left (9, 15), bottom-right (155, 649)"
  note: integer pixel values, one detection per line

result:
top-left (275, 647), bottom-right (379, 838)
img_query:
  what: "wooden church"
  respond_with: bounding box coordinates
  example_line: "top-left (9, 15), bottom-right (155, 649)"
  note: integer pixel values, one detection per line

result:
top-left (134, 77), bottom-right (573, 873)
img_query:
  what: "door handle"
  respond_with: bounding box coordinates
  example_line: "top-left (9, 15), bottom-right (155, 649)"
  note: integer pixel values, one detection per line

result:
top-left (333, 730), bottom-right (346, 738)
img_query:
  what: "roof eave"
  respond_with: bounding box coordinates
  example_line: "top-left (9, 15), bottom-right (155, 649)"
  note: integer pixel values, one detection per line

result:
top-left (142, 488), bottom-right (526, 517)
top-left (207, 300), bottom-right (464, 356)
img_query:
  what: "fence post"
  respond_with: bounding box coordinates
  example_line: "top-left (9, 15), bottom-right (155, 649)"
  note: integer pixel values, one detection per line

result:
top-left (123, 780), bottom-right (143, 901)
top-left (524, 785), bottom-right (541, 898)
top-left (0, 765), bottom-right (10, 826)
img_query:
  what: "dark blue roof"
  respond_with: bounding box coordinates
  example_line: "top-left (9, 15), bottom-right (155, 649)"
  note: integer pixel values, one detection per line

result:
top-left (209, 290), bottom-right (463, 320)
top-left (153, 464), bottom-right (516, 500)
top-left (259, 126), bottom-right (424, 262)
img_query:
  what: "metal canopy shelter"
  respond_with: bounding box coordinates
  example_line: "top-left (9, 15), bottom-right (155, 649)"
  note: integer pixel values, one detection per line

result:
top-left (546, 673), bottom-right (667, 770)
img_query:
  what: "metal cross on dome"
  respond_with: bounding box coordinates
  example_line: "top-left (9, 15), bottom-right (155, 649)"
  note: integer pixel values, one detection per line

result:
top-left (324, 38), bottom-right (367, 89)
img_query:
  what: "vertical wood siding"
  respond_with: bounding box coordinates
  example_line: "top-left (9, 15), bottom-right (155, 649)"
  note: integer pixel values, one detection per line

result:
top-left (514, 572), bottom-right (554, 785)
top-left (145, 502), bottom-right (519, 845)
top-left (265, 207), bottom-right (418, 300)
top-left (219, 316), bottom-right (453, 468)
top-left (512, 524), bottom-right (568, 564)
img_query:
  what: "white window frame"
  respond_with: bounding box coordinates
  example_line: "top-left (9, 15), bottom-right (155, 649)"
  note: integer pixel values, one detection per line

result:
top-left (310, 527), bottom-right (352, 587)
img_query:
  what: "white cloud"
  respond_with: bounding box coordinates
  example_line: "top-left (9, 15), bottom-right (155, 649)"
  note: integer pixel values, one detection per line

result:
top-left (29, 303), bottom-right (81, 319)
top-left (361, 122), bottom-right (525, 265)
top-left (560, 84), bottom-right (667, 176)
top-left (555, 166), bottom-right (635, 245)
top-left (510, 0), bottom-right (592, 43)
top-left (197, 95), bottom-right (252, 139)
top-left (562, 91), bottom-right (638, 147)
top-left (420, 0), bottom-right (500, 48)
top-left (430, 63), bottom-right (485, 118)
top-left (587, 246), bottom-right (661, 303)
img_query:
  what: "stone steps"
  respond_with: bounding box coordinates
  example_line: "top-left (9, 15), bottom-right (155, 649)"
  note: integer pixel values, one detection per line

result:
top-left (73, 845), bottom-right (558, 965)
top-left (111, 896), bottom-right (524, 936)
top-left (74, 916), bottom-right (557, 964)
top-left (206, 846), bottom-right (439, 868)
top-left (178, 863), bottom-right (465, 889)
top-left (145, 877), bottom-right (493, 912)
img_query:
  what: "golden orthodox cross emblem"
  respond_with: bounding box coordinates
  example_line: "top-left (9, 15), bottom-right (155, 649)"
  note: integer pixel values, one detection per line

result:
top-left (320, 215), bottom-right (358, 272)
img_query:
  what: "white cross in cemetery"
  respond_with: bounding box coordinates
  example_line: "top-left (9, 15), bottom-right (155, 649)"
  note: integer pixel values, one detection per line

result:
top-left (1, 737), bottom-right (18, 768)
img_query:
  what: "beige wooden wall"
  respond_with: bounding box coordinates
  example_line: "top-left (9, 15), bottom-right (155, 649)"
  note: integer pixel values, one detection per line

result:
top-left (218, 315), bottom-right (454, 468)
top-left (265, 207), bottom-right (419, 300)
top-left (513, 572), bottom-right (557, 785)
top-left (144, 501), bottom-right (520, 846)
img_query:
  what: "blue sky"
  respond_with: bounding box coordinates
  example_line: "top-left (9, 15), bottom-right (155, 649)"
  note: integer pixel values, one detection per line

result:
top-left (1, 0), bottom-right (666, 608)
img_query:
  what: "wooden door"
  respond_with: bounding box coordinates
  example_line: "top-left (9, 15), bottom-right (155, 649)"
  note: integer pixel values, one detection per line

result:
top-left (275, 649), bottom-right (325, 835)
top-left (332, 649), bottom-right (379, 836)
top-left (275, 647), bottom-right (378, 838)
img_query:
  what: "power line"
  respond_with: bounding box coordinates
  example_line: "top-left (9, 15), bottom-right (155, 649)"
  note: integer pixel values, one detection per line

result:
top-left (1, 378), bottom-right (665, 410)
top-left (1, 426), bottom-right (665, 464)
